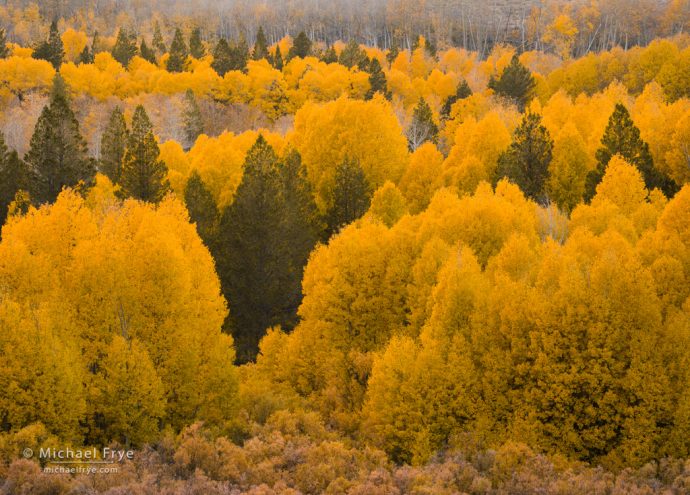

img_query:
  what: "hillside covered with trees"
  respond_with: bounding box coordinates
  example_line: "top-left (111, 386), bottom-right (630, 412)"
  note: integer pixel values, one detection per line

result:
top-left (1, 1), bottom-right (690, 493)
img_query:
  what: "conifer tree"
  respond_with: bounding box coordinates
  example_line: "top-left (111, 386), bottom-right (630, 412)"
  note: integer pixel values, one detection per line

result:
top-left (406, 97), bottom-right (439, 150)
top-left (229, 35), bottom-right (249, 71)
top-left (25, 75), bottom-right (95, 204)
top-left (273, 44), bottom-right (284, 70)
top-left (322, 46), bottom-right (338, 64)
top-left (0, 136), bottom-right (30, 225)
top-left (252, 26), bottom-right (269, 60)
top-left (488, 54), bottom-right (535, 111)
top-left (99, 106), bottom-right (128, 183)
top-left (215, 136), bottom-right (285, 362)
top-left (139, 39), bottom-right (156, 64)
top-left (327, 156), bottom-right (371, 235)
top-left (167, 28), bottom-right (188, 72)
top-left (366, 58), bottom-right (389, 100)
top-left (189, 27), bottom-right (205, 59)
top-left (211, 38), bottom-right (233, 76)
top-left (289, 31), bottom-right (312, 59)
top-left (386, 43), bottom-right (399, 65)
top-left (215, 138), bottom-right (321, 362)
top-left (184, 170), bottom-right (218, 246)
top-left (275, 148), bottom-right (322, 325)
top-left (32, 20), bottom-right (64, 70)
top-left (584, 103), bottom-right (678, 201)
top-left (91, 31), bottom-right (101, 54)
top-left (118, 105), bottom-right (170, 203)
top-left (0, 28), bottom-right (9, 59)
top-left (152, 21), bottom-right (166, 54)
top-left (182, 89), bottom-right (203, 148)
top-left (112, 28), bottom-right (138, 67)
top-left (77, 44), bottom-right (93, 64)
top-left (441, 80), bottom-right (472, 118)
top-left (495, 112), bottom-right (553, 203)
top-left (339, 39), bottom-right (368, 68)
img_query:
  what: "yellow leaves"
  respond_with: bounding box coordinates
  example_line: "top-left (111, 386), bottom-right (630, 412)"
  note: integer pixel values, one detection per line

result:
top-left (665, 110), bottom-right (690, 185)
top-left (543, 13), bottom-right (578, 59)
top-left (159, 140), bottom-right (190, 194)
top-left (61, 28), bottom-right (88, 62)
top-left (187, 129), bottom-right (286, 209)
top-left (442, 112), bottom-right (513, 193)
top-left (291, 96), bottom-right (408, 212)
top-left (547, 122), bottom-right (591, 212)
top-left (593, 155), bottom-right (648, 215)
top-left (367, 181), bottom-right (408, 227)
top-left (0, 56), bottom-right (54, 95)
top-left (399, 142), bottom-right (444, 214)
top-left (0, 189), bottom-right (238, 435)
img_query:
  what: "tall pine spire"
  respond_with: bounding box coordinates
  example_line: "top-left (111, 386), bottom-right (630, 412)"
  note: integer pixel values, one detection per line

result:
top-left (118, 105), bottom-right (170, 203)
top-left (99, 106), bottom-right (128, 183)
top-left (25, 75), bottom-right (95, 204)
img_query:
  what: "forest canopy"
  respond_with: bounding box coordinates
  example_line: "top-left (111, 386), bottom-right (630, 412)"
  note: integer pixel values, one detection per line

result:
top-left (1, 1), bottom-right (690, 493)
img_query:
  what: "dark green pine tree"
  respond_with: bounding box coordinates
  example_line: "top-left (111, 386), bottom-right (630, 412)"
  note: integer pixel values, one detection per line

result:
top-left (184, 169), bottom-right (218, 246)
top-left (365, 58), bottom-right (389, 100)
top-left (0, 28), bottom-right (9, 59)
top-left (32, 20), bottom-right (64, 70)
top-left (211, 38), bottom-right (233, 76)
top-left (495, 112), bottom-right (553, 203)
top-left (584, 103), bottom-right (678, 201)
top-left (321, 46), bottom-right (338, 64)
top-left (229, 36), bottom-right (249, 71)
top-left (252, 26), bottom-right (269, 60)
top-left (77, 44), bottom-right (93, 64)
top-left (166, 28), bottom-right (188, 72)
top-left (216, 139), bottom-right (322, 361)
top-left (215, 136), bottom-right (286, 362)
top-left (441, 79), bottom-right (472, 118)
top-left (272, 44), bottom-right (284, 70)
top-left (118, 105), bottom-right (170, 203)
top-left (182, 89), bottom-right (204, 148)
top-left (406, 97), bottom-right (439, 150)
top-left (326, 156), bottom-right (371, 235)
top-left (386, 43), bottom-right (399, 65)
top-left (152, 22), bottom-right (167, 54)
top-left (339, 39), bottom-right (368, 69)
top-left (25, 75), bottom-right (95, 204)
top-left (274, 148), bottom-right (322, 326)
top-left (488, 54), bottom-right (536, 111)
top-left (189, 27), bottom-right (205, 59)
top-left (99, 106), bottom-right (128, 183)
top-left (139, 39), bottom-right (157, 64)
top-left (112, 28), bottom-right (138, 67)
top-left (288, 31), bottom-right (311, 59)
top-left (0, 137), bottom-right (31, 225)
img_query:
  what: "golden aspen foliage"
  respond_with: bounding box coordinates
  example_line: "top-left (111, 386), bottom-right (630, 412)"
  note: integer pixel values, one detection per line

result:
top-left (291, 96), bottom-right (408, 212)
top-left (0, 189), bottom-right (238, 438)
top-left (367, 181), bottom-right (408, 228)
top-left (363, 248), bottom-right (486, 464)
top-left (543, 13), bottom-right (578, 60)
top-left (570, 155), bottom-right (665, 241)
top-left (0, 299), bottom-right (86, 443)
top-left (159, 139), bottom-right (190, 194)
top-left (442, 112), bottom-right (513, 193)
top-left (184, 129), bottom-right (285, 208)
top-left (399, 142), bottom-right (444, 214)
top-left (61, 28), bottom-right (88, 62)
top-left (98, 335), bottom-right (165, 446)
top-left (665, 110), bottom-right (690, 185)
top-left (547, 122), bottom-right (592, 212)
top-left (0, 56), bottom-right (54, 97)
